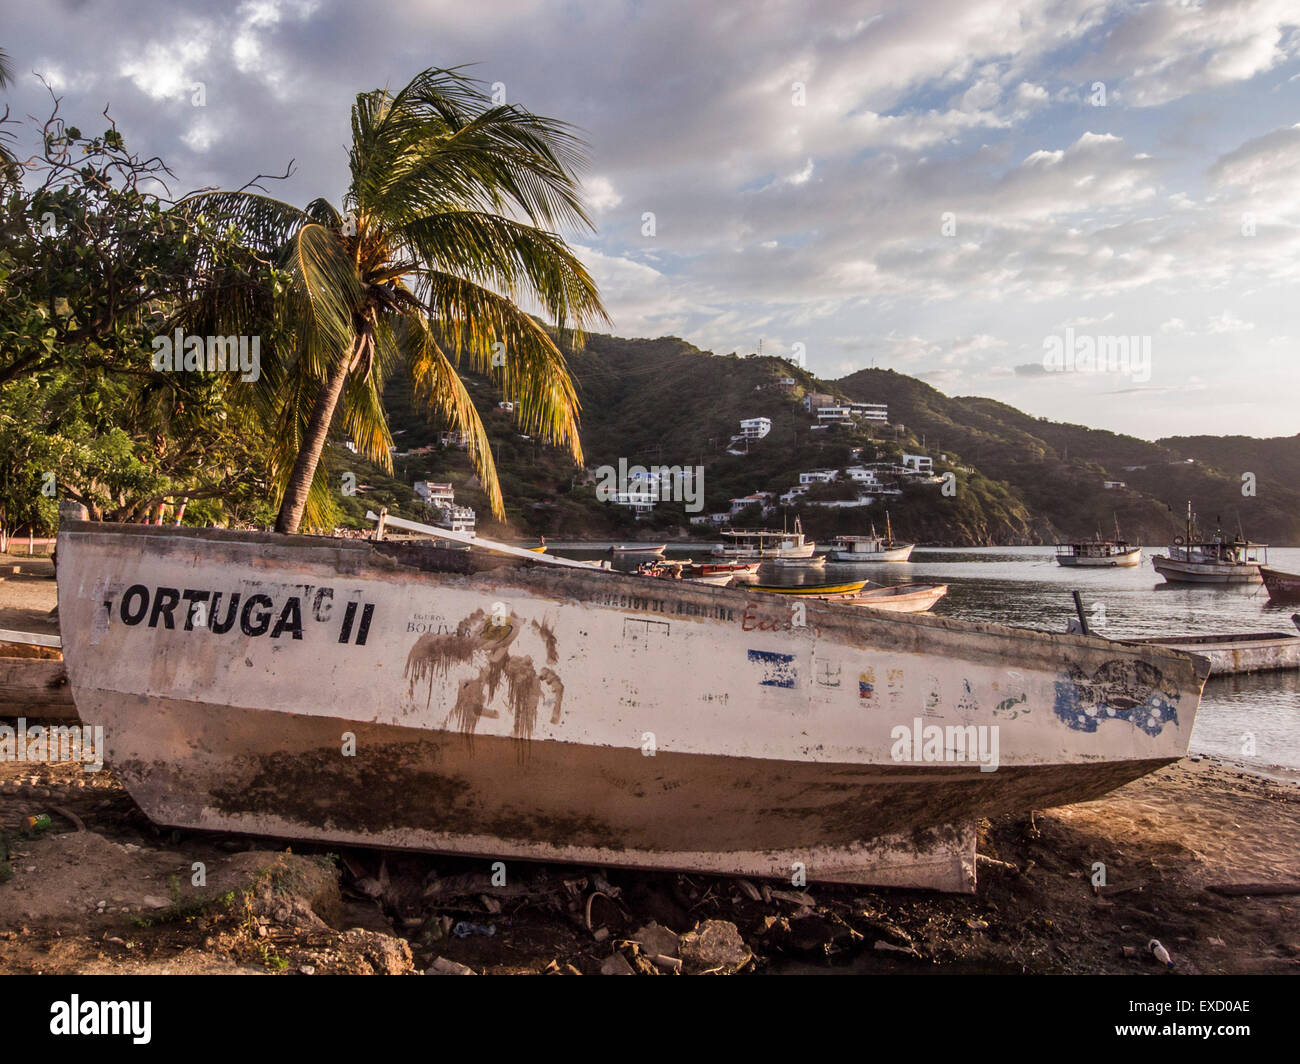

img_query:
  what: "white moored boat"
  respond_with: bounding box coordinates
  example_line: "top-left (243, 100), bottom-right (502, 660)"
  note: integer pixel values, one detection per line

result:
top-left (827, 514), bottom-right (914, 563)
top-left (1150, 503), bottom-right (1265, 585)
top-left (54, 513), bottom-right (1209, 893)
top-left (712, 518), bottom-right (816, 561)
top-left (1055, 541), bottom-right (1142, 568)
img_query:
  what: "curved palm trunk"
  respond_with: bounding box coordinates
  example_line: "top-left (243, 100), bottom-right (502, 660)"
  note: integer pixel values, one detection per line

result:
top-left (275, 322), bottom-right (373, 534)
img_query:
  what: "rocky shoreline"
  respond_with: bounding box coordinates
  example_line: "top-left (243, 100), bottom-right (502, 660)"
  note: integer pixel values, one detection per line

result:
top-left (1, 752), bottom-right (1296, 975)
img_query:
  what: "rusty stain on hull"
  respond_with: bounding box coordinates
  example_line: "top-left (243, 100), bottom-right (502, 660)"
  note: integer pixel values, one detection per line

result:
top-left (404, 609), bottom-right (563, 745)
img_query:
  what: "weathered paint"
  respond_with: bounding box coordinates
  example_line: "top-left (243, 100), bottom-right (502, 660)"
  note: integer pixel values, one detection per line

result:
top-left (55, 522), bottom-right (1210, 892)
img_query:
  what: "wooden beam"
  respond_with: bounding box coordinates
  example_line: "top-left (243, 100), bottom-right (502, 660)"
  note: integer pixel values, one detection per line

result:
top-left (365, 512), bottom-right (607, 572)
top-left (0, 628), bottom-right (62, 649)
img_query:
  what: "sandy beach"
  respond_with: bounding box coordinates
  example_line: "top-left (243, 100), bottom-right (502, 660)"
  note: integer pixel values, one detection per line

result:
top-left (3, 556), bottom-right (1297, 975)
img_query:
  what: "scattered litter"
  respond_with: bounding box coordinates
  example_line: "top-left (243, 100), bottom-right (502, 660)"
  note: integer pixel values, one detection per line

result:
top-left (678, 920), bottom-right (750, 974)
top-left (50, 806), bottom-right (85, 833)
top-left (769, 890), bottom-right (815, 908)
top-left (299, 965), bottom-right (316, 975)
top-left (873, 939), bottom-right (920, 958)
top-left (480, 894), bottom-right (503, 914)
top-left (735, 880), bottom-right (762, 902)
top-left (650, 954), bottom-right (682, 973)
top-left (426, 957), bottom-right (477, 975)
top-left (452, 921), bottom-right (496, 938)
top-left (630, 921), bottom-right (679, 958)
top-left (1148, 939), bottom-right (1173, 969)
top-left (600, 951), bottom-right (635, 976)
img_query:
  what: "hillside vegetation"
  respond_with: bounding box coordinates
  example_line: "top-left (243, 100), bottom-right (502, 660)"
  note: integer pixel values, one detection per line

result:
top-left (369, 332), bottom-right (1299, 546)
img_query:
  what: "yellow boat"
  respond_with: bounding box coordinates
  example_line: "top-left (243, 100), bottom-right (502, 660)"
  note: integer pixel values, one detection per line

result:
top-left (750, 579), bottom-right (868, 596)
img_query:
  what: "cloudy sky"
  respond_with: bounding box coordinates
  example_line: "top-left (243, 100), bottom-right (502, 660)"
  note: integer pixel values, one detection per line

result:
top-left (5, 0), bottom-right (1299, 439)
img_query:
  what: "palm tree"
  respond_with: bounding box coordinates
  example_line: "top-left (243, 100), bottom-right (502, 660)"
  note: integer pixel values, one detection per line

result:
top-left (178, 67), bottom-right (607, 533)
top-left (0, 48), bottom-right (15, 169)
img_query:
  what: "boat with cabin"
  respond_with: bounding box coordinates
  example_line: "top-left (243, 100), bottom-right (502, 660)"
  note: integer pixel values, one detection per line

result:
top-left (1150, 504), bottom-right (1265, 585)
top-left (712, 517), bottom-right (816, 561)
top-left (827, 514), bottom-right (915, 563)
top-left (1055, 522), bottom-right (1142, 567)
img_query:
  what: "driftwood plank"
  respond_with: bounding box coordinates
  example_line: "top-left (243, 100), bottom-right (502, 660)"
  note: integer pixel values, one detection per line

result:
top-left (0, 658), bottom-right (78, 719)
top-left (1206, 882), bottom-right (1300, 897)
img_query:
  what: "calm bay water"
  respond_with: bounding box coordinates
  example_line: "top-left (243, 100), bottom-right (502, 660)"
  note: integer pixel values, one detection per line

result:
top-left (550, 542), bottom-right (1300, 774)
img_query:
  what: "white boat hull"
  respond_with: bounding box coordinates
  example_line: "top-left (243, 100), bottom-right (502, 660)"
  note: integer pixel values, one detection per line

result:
top-left (829, 544), bottom-right (915, 563)
top-left (54, 523), bottom-right (1209, 892)
top-left (1151, 555), bottom-right (1262, 584)
top-left (1056, 549), bottom-right (1142, 568)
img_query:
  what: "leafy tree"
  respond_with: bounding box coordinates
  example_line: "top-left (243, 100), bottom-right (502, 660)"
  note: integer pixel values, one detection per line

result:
top-left (179, 66), bottom-right (608, 533)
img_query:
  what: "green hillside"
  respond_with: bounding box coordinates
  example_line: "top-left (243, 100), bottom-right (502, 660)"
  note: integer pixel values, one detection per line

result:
top-left (370, 331), bottom-right (1299, 545)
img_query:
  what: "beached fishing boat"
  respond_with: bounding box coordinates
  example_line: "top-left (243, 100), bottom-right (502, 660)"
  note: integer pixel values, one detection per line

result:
top-left (54, 512), bottom-right (1209, 893)
top-left (850, 583), bottom-right (949, 613)
top-left (827, 515), bottom-right (914, 563)
top-left (1261, 566), bottom-right (1300, 602)
top-left (712, 518), bottom-right (815, 561)
top-left (1118, 631), bottom-right (1300, 676)
top-left (1150, 503), bottom-right (1265, 584)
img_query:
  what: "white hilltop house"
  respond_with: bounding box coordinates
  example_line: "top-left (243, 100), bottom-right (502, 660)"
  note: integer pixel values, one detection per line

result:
top-left (738, 417), bottom-right (772, 439)
top-left (902, 454), bottom-right (933, 475)
top-left (414, 481), bottom-right (475, 536)
top-left (848, 401), bottom-right (888, 423)
top-left (729, 491), bottom-right (775, 516)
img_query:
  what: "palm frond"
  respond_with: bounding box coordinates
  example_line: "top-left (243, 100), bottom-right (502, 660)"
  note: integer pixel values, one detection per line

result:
top-left (282, 222), bottom-right (365, 379)
top-left (399, 211), bottom-right (607, 338)
top-left (395, 310), bottom-right (504, 518)
top-left (417, 271), bottom-right (583, 467)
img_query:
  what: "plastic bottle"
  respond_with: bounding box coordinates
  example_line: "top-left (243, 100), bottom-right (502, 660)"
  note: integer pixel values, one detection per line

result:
top-left (1148, 938), bottom-right (1173, 968)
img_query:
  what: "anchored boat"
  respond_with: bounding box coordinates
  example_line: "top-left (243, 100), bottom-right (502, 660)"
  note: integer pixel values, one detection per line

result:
top-left (1150, 503), bottom-right (1265, 585)
top-left (827, 514), bottom-right (915, 563)
top-left (54, 516), bottom-right (1209, 893)
top-left (1055, 541), bottom-right (1142, 568)
top-left (1118, 631), bottom-right (1300, 676)
top-left (712, 517), bottom-right (816, 561)
top-left (1261, 566), bottom-right (1300, 602)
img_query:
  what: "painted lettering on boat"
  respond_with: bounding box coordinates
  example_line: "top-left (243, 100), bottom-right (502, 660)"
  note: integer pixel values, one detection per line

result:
top-left (589, 592), bottom-right (735, 621)
top-left (740, 605), bottom-right (823, 636)
top-left (113, 584), bottom-right (371, 643)
top-left (1053, 658), bottom-right (1180, 735)
top-left (404, 609), bottom-right (564, 742)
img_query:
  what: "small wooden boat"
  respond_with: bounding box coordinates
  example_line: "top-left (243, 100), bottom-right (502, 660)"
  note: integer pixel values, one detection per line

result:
top-left (1261, 566), bottom-right (1300, 602)
top-left (751, 578), bottom-right (869, 596)
top-left (685, 562), bottom-right (759, 577)
top-left (1119, 631), bottom-right (1300, 676)
top-left (52, 510), bottom-right (1210, 893)
top-left (848, 583), bottom-right (949, 613)
top-left (770, 554), bottom-right (827, 568)
top-left (613, 543), bottom-right (666, 555)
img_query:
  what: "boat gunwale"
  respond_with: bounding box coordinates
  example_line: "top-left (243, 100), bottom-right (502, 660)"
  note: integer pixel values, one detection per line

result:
top-left (56, 521), bottom-right (1212, 685)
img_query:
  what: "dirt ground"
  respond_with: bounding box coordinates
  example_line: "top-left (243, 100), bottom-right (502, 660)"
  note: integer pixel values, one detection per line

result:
top-left (2, 556), bottom-right (1298, 975)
